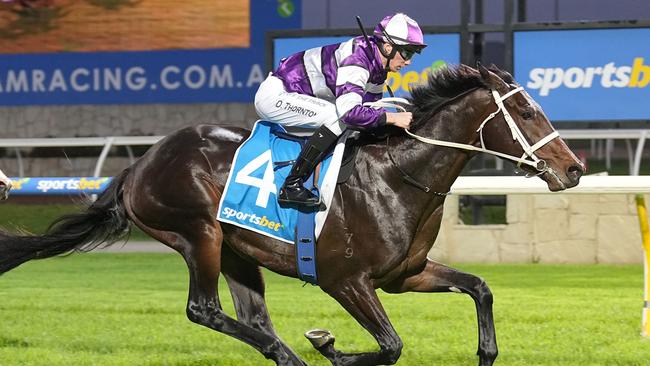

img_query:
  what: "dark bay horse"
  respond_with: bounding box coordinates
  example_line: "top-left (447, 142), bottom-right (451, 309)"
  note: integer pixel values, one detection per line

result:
top-left (0, 64), bottom-right (584, 366)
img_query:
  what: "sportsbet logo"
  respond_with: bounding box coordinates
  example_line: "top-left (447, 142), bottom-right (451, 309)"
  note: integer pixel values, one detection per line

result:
top-left (36, 178), bottom-right (108, 193)
top-left (385, 60), bottom-right (447, 93)
top-left (527, 57), bottom-right (650, 96)
top-left (221, 207), bottom-right (283, 232)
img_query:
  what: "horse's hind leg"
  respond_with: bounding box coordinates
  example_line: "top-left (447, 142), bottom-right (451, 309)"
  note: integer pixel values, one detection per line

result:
top-left (316, 278), bottom-right (403, 366)
top-left (382, 259), bottom-right (498, 366)
top-left (131, 211), bottom-right (303, 365)
top-left (178, 221), bottom-right (305, 366)
top-left (221, 245), bottom-right (306, 365)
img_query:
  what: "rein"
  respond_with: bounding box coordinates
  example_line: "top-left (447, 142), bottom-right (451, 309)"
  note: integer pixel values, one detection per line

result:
top-left (366, 87), bottom-right (560, 185)
top-left (384, 137), bottom-right (447, 195)
top-left (368, 97), bottom-right (454, 194)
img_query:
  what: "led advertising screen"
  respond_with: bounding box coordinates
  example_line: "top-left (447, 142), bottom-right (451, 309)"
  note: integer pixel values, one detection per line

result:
top-left (0, 0), bottom-right (301, 105)
top-left (515, 28), bottom-right (650, 121)
top-left (273, 33), bottom-right (461, 98)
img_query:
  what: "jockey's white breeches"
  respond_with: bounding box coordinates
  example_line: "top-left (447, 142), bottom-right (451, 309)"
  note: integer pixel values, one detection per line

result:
top-left (254, 75), bottom-right (345, 136)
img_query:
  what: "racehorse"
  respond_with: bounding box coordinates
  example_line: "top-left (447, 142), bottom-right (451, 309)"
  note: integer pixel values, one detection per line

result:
top-left (0, 168), bottom-right (11, 201)
top-left (0, 64), bottom-right (583, 366)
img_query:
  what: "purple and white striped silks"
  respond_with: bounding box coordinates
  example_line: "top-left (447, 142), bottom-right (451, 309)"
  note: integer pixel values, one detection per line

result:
top-left (272, 36), bottom-right (387, 129)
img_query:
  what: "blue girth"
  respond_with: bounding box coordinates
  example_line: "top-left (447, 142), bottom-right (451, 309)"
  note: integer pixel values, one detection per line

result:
top-left (294, 171), bottom-right (318, 285)
top-left (272, 131), bottom-right (319, 285)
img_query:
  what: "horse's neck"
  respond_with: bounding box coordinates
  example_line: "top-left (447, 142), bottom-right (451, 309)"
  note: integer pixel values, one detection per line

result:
top-left (339, 95), bottom-right (487, 233)
top-left (392, 115), bottom-right (478, 195)
top-left (400, 88), bottom-right (495, 192)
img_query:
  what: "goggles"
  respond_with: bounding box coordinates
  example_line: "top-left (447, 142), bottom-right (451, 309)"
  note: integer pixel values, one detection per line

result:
top-left (397, 46), bottom-right (419, 61)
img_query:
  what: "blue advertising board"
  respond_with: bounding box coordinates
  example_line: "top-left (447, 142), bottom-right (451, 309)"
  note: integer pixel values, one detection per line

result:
top-left (8, 177), bottom-right (112, 195)
top-left (515, 28), bottom-right (650, 121)
top-left (0, 1), bottom-right (301, 106)
top-left (273, 33), bottom-right (460, 98)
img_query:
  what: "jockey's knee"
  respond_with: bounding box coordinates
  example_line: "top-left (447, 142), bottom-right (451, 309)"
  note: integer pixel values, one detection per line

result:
top-left (323, 120), bottom-right (346, 136)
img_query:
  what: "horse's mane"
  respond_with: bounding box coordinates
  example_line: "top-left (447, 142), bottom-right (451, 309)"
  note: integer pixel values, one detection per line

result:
top-left (408, 64), bottom-right (516, 131)
top-left (354, 64), bottom-right (516, 144)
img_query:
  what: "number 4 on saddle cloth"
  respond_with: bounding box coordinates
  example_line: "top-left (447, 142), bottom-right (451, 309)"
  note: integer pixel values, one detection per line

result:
top-left (217, 121), bottom-right (346, 284)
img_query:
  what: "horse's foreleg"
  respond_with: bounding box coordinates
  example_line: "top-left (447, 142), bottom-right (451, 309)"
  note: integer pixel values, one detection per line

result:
top-left (383, 259), bottom-right (498, 366)
top-left (177, 221), bottom-right (301, 366)
top-left (221, 245), bottom-right (306, 366)
top-left (317, 278), bottom-right (402, 366)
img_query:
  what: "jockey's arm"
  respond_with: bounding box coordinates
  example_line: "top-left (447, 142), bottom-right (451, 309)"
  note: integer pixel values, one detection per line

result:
top-left (334, 65), bottom-right (383, 130)
top-left (335, 59), bottom-right (412, 130)
top-left (335, 89), bottom-right (412, 130)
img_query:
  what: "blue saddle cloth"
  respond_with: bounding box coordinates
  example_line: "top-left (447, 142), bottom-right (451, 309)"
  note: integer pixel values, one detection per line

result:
top-left (217, 121), bottom-right (335, 243)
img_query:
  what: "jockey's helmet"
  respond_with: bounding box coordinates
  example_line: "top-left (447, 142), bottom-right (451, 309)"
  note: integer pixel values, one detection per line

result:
top-left (374, 13), bottom-right (427, 52)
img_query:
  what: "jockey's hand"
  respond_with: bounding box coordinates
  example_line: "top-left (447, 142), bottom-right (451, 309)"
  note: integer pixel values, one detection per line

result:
top-left (386, 112), bottom-right (412, 129)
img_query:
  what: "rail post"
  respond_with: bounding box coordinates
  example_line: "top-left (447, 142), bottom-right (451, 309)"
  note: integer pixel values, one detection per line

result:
top-left (636, 194), bottom-right (650, 337)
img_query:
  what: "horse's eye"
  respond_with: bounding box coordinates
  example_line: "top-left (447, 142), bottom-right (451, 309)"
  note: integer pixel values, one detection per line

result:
top-left (521, 110), bottom-right (533, 120)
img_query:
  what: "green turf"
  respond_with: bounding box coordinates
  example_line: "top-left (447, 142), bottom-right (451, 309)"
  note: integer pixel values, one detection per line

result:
top-left (0, 254), bottom-right (648, 365)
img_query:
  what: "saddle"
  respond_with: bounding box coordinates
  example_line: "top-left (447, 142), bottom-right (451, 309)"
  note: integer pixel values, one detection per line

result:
top-left (336, 131), bottom-right (360, 184)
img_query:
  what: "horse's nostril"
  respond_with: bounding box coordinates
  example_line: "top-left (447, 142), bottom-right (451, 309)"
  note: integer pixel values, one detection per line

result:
top-left (567, 164), bottom-right (584, 181)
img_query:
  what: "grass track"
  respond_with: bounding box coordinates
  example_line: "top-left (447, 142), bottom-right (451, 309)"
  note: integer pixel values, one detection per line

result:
top-left (0, 254), bottom-right (648, 365)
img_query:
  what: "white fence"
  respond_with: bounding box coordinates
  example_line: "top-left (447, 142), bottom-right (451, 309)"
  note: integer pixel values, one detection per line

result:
top-left (0, 129), bottom-right (648, 177)
top-left (559, 129), bottom-right (648, 175)
top-left (0, 136), bottom-right (162, 177)
top-left (451, 175), bottom-right (650, 194)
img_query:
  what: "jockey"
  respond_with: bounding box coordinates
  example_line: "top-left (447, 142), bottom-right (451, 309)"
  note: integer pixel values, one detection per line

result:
top-left (255, 13), bottom-right (426, 208)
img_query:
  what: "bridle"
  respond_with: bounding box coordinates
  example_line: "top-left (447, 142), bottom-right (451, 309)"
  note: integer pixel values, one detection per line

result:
top-left (366, 87), bottom-right (560, 175)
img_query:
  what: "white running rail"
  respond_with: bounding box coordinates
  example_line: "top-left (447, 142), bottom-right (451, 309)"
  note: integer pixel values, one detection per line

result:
top-left (0, 136), bottom-right (163, 177)
top-left (450, 175), bottom-right (650, 195)
top-left (0, 129), bottom-right (647, 176)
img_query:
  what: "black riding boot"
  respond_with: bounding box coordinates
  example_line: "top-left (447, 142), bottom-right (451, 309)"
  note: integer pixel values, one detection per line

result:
top-left (278, 126), bottom-right (338, 208)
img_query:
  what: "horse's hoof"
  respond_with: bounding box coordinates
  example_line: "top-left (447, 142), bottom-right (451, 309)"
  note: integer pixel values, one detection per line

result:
top-left (305, 329), bottom-right (335, 349)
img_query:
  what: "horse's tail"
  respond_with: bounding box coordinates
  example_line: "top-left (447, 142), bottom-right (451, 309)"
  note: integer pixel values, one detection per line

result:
top-left (0, 168), bottom-right (132, 274)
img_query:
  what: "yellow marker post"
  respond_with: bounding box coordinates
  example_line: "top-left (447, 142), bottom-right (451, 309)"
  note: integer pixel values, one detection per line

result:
top-left (636, 194), bottom-right (650, 337)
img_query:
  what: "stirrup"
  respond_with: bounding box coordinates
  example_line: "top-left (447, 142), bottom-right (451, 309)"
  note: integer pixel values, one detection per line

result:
top-left (278, 186), bottom-right (323, 208)
top-left (278, 192), bottom-right (322, 207)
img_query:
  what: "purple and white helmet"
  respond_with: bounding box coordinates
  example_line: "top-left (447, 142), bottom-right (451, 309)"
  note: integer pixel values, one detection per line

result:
top-left (374, 13), bottom-right (426, 48)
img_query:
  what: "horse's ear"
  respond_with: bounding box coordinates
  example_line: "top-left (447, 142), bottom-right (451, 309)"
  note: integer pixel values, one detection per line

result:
top-left (478, 63), bottom-right (505, 90)
top-left (478, 63), bottom-right (490, 81)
